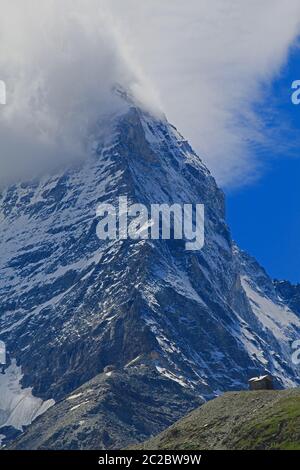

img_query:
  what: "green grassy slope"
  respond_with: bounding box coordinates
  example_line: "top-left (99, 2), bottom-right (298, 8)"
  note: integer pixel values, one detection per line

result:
top-left (132, 389), bottom-right (300, 450)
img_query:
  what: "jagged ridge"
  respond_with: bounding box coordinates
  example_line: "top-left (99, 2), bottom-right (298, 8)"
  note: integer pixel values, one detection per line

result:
top-left (0, 103), bottom-right (299, 448)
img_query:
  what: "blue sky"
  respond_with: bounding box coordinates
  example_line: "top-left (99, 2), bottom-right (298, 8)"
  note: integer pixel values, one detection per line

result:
top-left (227, 46), bottom-right (300, 284)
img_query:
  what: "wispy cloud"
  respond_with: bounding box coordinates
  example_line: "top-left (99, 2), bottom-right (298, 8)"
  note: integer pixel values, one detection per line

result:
top-left (0, 1), bottom-right (300, 187)
top-left (108, 0), bottom-right (300, 186)
top-left (0, 0), bottom-right (157, 186)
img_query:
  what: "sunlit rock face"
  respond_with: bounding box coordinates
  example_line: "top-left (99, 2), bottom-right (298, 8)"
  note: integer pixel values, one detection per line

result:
top-left (0, 103), bottom-right (299, 448)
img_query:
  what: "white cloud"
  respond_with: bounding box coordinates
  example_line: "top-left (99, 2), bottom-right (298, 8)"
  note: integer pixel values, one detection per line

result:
top-left (0, 0), bottom-right (158, 186)
top-left (107, 0), bottom-right (300, 186)
top-left (0, 1), bottom-right (300, 186)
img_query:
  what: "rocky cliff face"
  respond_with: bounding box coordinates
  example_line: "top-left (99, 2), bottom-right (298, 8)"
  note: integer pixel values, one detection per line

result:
top-left (0, 102), bottom-right (299, 448)
top-left (274, 280), bottom-right (300, 316)
top-left (9, 366), bottom-right (202, 450)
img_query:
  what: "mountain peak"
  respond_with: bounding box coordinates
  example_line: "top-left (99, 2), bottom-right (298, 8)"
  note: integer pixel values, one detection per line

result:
top-left (1, 107), bottom-right (299, 449)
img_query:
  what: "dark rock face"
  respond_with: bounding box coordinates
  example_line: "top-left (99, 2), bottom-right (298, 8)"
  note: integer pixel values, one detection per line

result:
top-left (10, 367), bottom-right (202, 450)
top-left (1, 104), bottom-right (300, 449)
top-left (0, 426), bottom-right (22, 447)
top-left (274, 280), bottom-right (300, 316)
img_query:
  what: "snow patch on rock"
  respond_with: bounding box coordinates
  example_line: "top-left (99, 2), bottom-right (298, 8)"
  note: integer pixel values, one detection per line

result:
top-left (0, 359), bottom-right (54, 431)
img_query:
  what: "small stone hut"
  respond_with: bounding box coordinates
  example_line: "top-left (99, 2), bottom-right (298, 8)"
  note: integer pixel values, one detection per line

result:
top-left (248, 374), bottom-right (274, 391)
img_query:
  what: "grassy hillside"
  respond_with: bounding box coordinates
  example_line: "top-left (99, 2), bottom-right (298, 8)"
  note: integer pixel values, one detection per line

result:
top-left (132, 389), bottom-right (300, 450)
